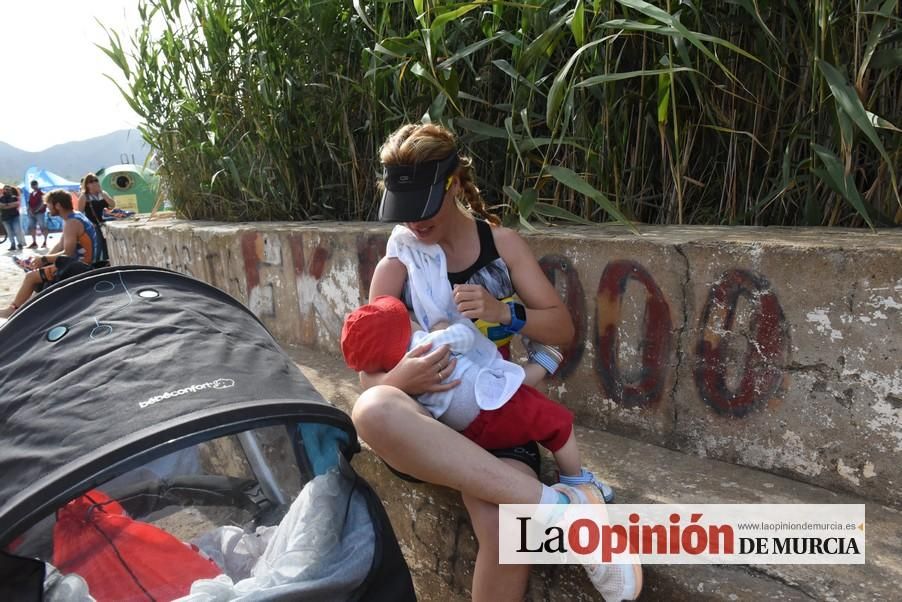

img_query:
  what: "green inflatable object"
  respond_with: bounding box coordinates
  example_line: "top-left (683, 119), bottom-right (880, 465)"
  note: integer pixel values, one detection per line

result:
top-left (95, 164), bottom-right (160, 214)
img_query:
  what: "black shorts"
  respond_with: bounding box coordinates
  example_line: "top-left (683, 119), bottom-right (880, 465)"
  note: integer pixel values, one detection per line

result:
top-left (54, 256), bottom-right (94, 281)
top-left (35, 256), bottom-right (94, 293)
top-left (384, 440), bottom-right (541, 483)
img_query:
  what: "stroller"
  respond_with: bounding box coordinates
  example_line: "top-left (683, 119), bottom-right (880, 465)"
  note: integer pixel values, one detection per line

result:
top-left (0, 266), bottom-right (415, 601)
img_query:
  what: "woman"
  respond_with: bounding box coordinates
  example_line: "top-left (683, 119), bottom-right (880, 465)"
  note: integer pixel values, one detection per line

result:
top-left (77, 173), bottom-right (115, 265)
top-left (353, 123), bottom-right (640, 601)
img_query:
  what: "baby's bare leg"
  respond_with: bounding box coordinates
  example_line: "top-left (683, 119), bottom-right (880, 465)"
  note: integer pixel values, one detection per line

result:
top-left (552, 432), bottom-right (581, 477)
top-left (553, 429), bottom-right (616, 503)
top-left (523, 362), bottom-right (549, 387)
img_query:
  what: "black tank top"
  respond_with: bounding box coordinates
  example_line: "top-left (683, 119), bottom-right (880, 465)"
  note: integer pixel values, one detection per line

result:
top-left (403, 220), bottom-right (514, 304)
top-left (402, 220), bottom-right (516, 347)
top-left (85, 193), bottom-right (108, 227)
top-left (448, 219), bottom-right (514, 297)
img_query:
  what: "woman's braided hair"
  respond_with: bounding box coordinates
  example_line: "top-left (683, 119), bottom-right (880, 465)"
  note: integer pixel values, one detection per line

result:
top-left (379, 123), bottom-right (500, 226)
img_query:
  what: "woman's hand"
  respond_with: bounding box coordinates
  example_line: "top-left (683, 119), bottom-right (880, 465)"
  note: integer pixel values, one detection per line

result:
top-left (453, 284), bottom-right (507, 323)
top-left (384, 342), bottom-right (460, 395)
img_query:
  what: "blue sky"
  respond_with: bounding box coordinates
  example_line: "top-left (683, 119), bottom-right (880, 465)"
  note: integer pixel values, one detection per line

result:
top-left (2, 1), bottom-right (142, 151)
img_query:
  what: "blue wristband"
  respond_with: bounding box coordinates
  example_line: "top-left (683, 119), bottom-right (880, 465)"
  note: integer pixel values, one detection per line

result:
top-left (505, 301), bottom-right (527, 334)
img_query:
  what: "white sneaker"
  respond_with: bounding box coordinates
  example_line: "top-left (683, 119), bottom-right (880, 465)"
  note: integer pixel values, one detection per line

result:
top-left (583, 562), bottom-right (643, 602)
top-left (553, 484), bottom-right (642, 601)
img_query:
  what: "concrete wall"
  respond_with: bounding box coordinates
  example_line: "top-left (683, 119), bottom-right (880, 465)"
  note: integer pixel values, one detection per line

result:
top-left (107, 220), bottom-right (902, 505)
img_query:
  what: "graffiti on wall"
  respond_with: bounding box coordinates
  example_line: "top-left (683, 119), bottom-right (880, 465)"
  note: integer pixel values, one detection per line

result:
top-left (240, 232), bottom-right (353, 344)
top-left (191, 233), bottom-right (792, 418)
top-left (286, 233), bottom-right (334, 342)
top-left (539, 255), bottom-right (586, 379)
top-left (241, 233), bottom-right (275, 317)
top-left (695, 269), bottom-right (789, 418)
top-left (594, 260), bottom-right (673, 408)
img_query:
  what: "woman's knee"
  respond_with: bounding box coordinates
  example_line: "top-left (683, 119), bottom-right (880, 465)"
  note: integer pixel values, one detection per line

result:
top-left (351, 385), bottom-right (417, 443)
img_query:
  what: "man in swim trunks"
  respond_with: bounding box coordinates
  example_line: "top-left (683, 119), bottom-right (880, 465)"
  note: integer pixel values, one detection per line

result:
top-left (0, 190), bottom-right (99, 318)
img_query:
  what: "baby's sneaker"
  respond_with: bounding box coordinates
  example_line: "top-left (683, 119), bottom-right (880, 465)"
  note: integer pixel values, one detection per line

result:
top-left (560, 468), bottom-right (615, 503)
top-left (526, 340), bottom-right (564, 375)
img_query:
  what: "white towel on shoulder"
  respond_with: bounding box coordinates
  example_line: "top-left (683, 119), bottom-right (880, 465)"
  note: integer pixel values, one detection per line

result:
top-left (386, 225), bottom-right (524, 413)
top-left (385, 225), bottom-right (456, 331)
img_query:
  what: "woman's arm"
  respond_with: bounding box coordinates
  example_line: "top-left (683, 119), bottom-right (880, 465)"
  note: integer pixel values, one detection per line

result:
top-left (103, 191), bottom-right (116, 209)
top-left (368, 255), bottom-right (407, 303)
top-left (359, 256), bottom-right (459, 393)
top-left (76, 193), bottom-right (87, 212)
top-left (454, 227), bottom-right (575, 346)
top-left (359, 256), bottom-right (406, 389)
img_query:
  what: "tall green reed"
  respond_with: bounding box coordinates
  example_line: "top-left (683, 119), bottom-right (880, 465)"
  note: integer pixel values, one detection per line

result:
top-left (105, 0), bottom-right (901, 227)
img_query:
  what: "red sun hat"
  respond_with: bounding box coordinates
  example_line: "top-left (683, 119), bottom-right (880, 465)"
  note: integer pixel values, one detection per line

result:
top-left (341, 295), bottom-right (412, 373)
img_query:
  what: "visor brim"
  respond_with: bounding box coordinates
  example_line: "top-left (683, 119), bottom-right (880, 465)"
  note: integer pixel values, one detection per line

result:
top-left (378, 180), bottom-right (446, 223)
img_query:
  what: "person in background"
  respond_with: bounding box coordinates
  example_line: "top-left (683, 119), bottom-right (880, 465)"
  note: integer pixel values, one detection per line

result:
top-left (27, 180), bottom-right (49, 249)
top-left (1, 185), bottom-right (26, 251)
top-left (77, 173), bottom-right (115, 265)
top-left (0, 190), bottom-right (98, 318)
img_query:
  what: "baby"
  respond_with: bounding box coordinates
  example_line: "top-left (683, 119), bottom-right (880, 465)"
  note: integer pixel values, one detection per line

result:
top-left (341, 226), bottom-right (614, 502)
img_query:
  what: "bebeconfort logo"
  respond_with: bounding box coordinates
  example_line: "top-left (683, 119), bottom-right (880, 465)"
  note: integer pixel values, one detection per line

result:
top-left (499, 504), bottom-right (865, 565)
top-left (139, 378), bottom-right (236, 409)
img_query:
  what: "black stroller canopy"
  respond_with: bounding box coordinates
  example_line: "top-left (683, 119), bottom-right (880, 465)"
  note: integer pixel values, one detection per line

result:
top-left (0, 266), bottom-right (356, 546)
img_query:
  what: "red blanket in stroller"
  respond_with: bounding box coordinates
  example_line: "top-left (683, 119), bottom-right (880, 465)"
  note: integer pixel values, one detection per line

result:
top-left (52, 490), bottom-right (220, 601)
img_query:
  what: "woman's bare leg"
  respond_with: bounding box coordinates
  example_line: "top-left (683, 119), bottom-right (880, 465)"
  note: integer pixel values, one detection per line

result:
top-left (352, 385), bottom-right (544, 505)
top-left (463, 458), bottom-right (535, 602)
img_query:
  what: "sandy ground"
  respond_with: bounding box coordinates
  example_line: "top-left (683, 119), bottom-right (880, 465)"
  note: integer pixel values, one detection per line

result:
top-left (0, 232), bottom-right (63, 308)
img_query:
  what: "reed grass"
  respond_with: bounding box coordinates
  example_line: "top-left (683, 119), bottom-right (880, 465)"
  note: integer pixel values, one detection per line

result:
top-left (105, 0), bottom-right (901, 227)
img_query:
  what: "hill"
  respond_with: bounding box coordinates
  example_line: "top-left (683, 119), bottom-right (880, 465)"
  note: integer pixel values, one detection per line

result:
top-left (0, 130), bottom-right (151, 184)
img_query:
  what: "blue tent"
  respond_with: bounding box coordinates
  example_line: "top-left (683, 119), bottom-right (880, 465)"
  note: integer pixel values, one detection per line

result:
top-left (20, 166), bottom-right (81, 232)
top-left (21, 166), bottom-right (81, 193)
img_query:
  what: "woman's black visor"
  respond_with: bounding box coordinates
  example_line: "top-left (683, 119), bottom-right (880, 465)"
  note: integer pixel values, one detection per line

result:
top-left (378, 153), bottom-right (459, 222)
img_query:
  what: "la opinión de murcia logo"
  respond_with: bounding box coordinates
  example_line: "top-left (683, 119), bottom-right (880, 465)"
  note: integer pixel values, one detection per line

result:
top-left (139, 378), bottom-right (236, 408)
top-left (500, 504), bottom-right (865, 565)
top-left (515, 512), bottom-right (861, 561)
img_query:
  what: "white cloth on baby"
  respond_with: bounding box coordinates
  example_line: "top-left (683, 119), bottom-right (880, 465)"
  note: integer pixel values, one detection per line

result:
top-left (386, 225), bottom-right (524, 429)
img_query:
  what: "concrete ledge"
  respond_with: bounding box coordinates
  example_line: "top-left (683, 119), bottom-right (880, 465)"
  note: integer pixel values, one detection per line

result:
top-left (292, 346), bottom-right (901, 602)
top-left (106, 220), bottom-right (902, 505)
